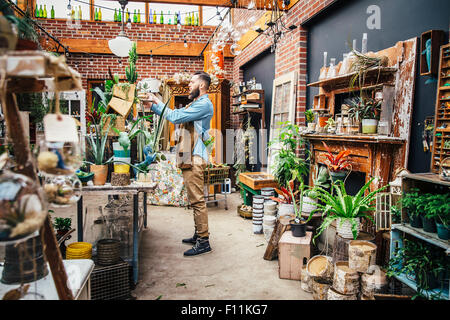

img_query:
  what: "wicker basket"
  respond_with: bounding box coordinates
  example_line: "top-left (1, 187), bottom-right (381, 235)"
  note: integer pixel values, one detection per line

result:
top-left (237, 204), bottom-right (252, 219)
top-left (204, 166), bottom-right (230, 184)
top-left (102, 115), bottom-right (126, 137)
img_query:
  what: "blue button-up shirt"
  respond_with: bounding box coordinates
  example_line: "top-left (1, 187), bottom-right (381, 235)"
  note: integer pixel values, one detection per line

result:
top-left (151, 94), bottom-right (214, 163)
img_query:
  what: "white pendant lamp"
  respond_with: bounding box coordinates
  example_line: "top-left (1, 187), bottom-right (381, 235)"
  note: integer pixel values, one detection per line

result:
top-left (108, 0), bottom-right (132, 57)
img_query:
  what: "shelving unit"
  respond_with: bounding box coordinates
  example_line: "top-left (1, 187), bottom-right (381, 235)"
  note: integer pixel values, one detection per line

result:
top-left (232, 89), bottom-right (266, 129)
top-left (389, 173), bottom-right (450, 300)
top-left (431, 43), bottom-right (450, 173)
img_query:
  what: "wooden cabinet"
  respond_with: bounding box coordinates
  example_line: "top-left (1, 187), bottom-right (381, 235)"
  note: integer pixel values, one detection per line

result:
top-left (164, 79), bottom-right (230, 164)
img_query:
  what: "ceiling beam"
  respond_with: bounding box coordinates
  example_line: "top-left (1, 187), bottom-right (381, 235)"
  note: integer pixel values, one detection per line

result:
top-left (103, 0), bottom-right (296, 10)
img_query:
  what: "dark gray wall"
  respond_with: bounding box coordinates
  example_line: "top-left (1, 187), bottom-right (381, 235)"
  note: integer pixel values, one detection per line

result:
top-left (305, 0), bottom-right (450, 173)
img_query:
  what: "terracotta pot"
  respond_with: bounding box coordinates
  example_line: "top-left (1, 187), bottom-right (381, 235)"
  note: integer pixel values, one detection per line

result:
top-left (91, 164), bottom-right (108, 185)
top-left (318, 116), bottom-right (329, 127)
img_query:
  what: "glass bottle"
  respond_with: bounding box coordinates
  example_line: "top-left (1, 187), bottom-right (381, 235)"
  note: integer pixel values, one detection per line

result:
top-left (153, 10), bottom-right (157, 24)
top-left (126, 9), bottom-right (129, 22)
top-left (195, 13), bottom-right (199, 26)
top-left (149, 9), bottom-right (152, 24)
top-left (178, 12), bottom-right (181, 24)
top-left (98, 8), bottom-right (102, 21)
top-left (78, 5), bottom-right (82, 20)
top-left (160, 11), bottom-right (164, 24)
top-left (133, 10), bottom-right (137, 23)
top-left (187, 12), bottom-right (191, 25)
top-left (71, 6), bottom-right (75, 20)
top-left (114, 9), bottom-right (117, 22)
top-left (327, 58), bottom-right (336, 78)
top-left (94, 8), bottom-right (98, 21)
top-left (168, 11), bottom-right (172, 25)
top-left (137, 9), bottom-right (141, 23)
top-left (74, 6), bottom-right (78, 20)
top-left (51, 5), bottom-right (55, 19)
top-left (185, 14), bottom-right (188, 26)
top-left (43, 5), bottom-right (47, 18)
top-left (174, 12), bottom-right (178, 25)
top-left (118, 9), bottom-right (122, 22)
top-left (191, 12), bottom-right (195, 26)
top-left (35, 2), bottom-right (39, 18)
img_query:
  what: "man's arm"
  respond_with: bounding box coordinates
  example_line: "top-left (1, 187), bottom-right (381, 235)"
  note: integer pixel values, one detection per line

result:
top-left (151, 99), bottom-right (212, 124)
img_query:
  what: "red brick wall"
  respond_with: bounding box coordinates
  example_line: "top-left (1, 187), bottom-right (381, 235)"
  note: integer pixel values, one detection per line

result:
top-left (231, 0), bottom-right (336, 130)
top-left (37, 19), bottom-right (233, 100)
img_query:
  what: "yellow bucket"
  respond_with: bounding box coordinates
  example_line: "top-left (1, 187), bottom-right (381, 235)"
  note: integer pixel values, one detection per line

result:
top-left (66, 242), bottom-right (92, 259)
top-left (114, 164), bottom-right (130, 174)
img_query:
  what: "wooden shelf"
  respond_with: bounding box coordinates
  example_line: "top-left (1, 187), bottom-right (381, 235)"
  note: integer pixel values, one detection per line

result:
top-left (232, 89), bottom-right (264, 98)
top-left (301, 132), bottom-right (405, 144)
top-left (307, 67), bottom-right (397, 88)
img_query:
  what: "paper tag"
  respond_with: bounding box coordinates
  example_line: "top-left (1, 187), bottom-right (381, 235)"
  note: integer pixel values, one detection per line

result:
top-left (43, 114), bottom-right (79, 142)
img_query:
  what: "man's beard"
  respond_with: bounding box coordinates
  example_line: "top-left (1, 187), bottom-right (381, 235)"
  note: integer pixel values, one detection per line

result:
top-left (188, 87), bottom-right (200, 100)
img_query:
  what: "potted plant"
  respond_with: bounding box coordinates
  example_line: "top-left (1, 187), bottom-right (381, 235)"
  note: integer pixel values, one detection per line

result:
top-left (399, 189), bottom-right (423, 228)
top-left (305, 109), bottom-right (316, 131)
top-left (348, 97), bottom-right (381, 134)
top-left (53, 216), bottom-right (72, 258)
top-left (424, 193), bottom-right (450, 239)
top-left (307, 178), bottom-right (387, 240)
top-left (387, 239), bottom-right (447, 300)
top-left (268, 121), bottom-right (309, 189)
top-left (85, 113), bottom-right (114, 185)
top-left (324, 117), bottom-right (336, 133)
top-left (302, 165), bottom-right (330, 214)
top-left (322, 141), bottom-right (351, 183)
top-left (287, 179), bottom-right (307, 237)
top-left (270, 185), bottom-right (296, 217)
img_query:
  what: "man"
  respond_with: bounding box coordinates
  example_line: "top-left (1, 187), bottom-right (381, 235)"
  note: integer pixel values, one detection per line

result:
top-left (143, 71), bottom-right (214, 257)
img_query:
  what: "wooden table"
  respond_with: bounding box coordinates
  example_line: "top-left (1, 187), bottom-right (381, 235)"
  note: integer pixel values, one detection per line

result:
top-left (238, 172), bottom-right (278, 206)
top-left (76, 183), bottom-right (156, 285)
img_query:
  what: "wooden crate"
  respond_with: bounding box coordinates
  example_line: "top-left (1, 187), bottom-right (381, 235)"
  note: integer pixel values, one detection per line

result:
top-left (278, 231), bottom-right (312, 281)
top-left (238, 172), bottom-right (278, 190)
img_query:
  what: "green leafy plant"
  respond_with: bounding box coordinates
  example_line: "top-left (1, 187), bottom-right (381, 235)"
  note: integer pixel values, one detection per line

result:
top-left (348, 97), bottom-right (382, 121)
top-left (424, 193), bottom-right (450, 226)
top-left (399, 188), bottom-right (421, 219)
top-left (0, 2), bottom-right (39, 42)
top-left (268, 121), bottom-right (309, 188)
top-left (304, 165), bottom-right (330, 199)
top-left (126, 42), bottom-right (138, 84)
top-left (84, 113), bottom-right (114, 166)
top-left (287, 179), bottom-right (306, 223)
top-left (387, 239), bottom-right (447, 300)
top-left (305, 109), bottom-right (315, 123)
top-left (53, 217), bottom-right (72, 232)
top-left (307, 178), bottom-right (388, 240)
top-left (112, 116), bottom-right (152, 153)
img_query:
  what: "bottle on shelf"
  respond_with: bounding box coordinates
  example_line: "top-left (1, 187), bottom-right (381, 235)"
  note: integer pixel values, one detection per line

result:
top-left (43, 4), bottom-right (47, 18)
top-left (74, 6), bottom-right (78, 20)
top-left (185, 14), bottom-right (188, 26)
top-left (160, 11), bottom-right (164, 24)
top-left (78, 5), bottom-right (82, 20)
top-left (137, 9), bottom-right (141, 23)
top-left (94, 8), bottom-right (98, 21)
top-left (35, 3), bottom-right (39, 18)
top-left (133, 10), bottom-right (137, 23)
top-left (51, 5), bottom-right (55, 19)
top-left (153, 10), bottom-right (157, 24)
top-left (149, 9), bottom-right (152, 24)
top-left (114, 9), bottom-right (117, 22)
top-left (168, 11), bottom-right (172, 25)
top-left (174, 12), bottom-right (178, 25)
top-left (187, 12), bottom-right (191, 25)
top-left (71, 6), bottom-right (75, 20)
top-left (98, 8), bottom-right (102, 21)
top-left (118, 9), bottom-right (122, 22)
top-left (126, 9), bottom-right (130, 22)
top-left (177, 12), bottom-right (181, 25)
top-left (195, 13), bottom-right (199, 26)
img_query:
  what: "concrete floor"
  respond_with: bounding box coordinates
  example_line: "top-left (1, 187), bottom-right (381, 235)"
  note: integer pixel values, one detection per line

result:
top-left (132, 192), bottom-right (312, 300)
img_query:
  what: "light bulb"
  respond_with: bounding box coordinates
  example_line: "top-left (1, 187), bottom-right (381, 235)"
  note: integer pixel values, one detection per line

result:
top-left (184, 39), bottom-right (188, 48)
top-left (127, 19), bottom-right (132, 30)
top-left (150, 55), bottom-right (153, 63)
top-left (177, 23), bottom-right (181, 31)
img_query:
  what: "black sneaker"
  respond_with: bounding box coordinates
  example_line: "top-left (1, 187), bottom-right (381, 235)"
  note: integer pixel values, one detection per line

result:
top-left (181, 233), bottom-right (198, 245)
top-left (183, 238), bottom-right (212, 256)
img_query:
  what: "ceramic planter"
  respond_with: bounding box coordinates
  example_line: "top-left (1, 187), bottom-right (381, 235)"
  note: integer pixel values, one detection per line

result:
top-left (290, 219), bottom-right (307, 237)
top-left (91, 164), bottom-right (108, 185)
top-left (329, 171), bottom-right (347, 183)
top-left (409, 212), bottom-right (423, 228)
top-left (362, 119), bottom-right (378, 134)
top-left (336, 218), bottom-right (360, 239)
top-left (421, 216), bottom-right (437, 233)
top-left (278, 203), bottom-right (294, 217)
top-left (436, 222), bottom-right (449, 240)
top-left (307, 123), bottom-right (316, 131)
top-left (302, 196), bottom-right (318, 213)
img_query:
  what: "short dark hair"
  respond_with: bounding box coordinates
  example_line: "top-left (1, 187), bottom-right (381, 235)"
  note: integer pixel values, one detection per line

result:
top-left (194, 71), bottom-right (211, 88)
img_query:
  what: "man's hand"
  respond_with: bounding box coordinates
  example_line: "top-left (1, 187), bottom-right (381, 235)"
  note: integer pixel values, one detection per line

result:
top-left (140, 93), bottom-right (162, 109)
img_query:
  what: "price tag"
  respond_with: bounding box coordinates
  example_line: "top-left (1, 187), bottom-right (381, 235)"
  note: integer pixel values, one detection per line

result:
top-left (43, 114), bottom-right (79, 142)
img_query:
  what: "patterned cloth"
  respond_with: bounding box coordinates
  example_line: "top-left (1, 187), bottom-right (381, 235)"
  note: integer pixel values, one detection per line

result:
top-left (143, 158), bottom-right (189, 207)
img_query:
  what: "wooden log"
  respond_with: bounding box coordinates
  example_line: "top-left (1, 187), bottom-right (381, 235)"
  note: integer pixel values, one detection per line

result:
top-left (332, 231), bottom-right (375, 263)
top-left (263, 216), bottom-right (290, 261)
top-left (312, 278), bottom-right (332, 300)
top-left (348, 240), bottom-right (377, 273)
top-left (361, 268), bottom-right (388, 297)
top-left (111, 172), bottom-right (131, 186)
top-left (332, 261), bottom-right (360, 295)
top-left (300, 266), bottom-right (313, 293)
top-left (306, 255), bottom-right (334, 281)
top-left (327, 287), bottom-right (358, 300)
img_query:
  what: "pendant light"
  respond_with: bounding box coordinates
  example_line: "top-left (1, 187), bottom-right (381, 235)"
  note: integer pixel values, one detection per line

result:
top-left (108, 0), bottom-right (132, 57)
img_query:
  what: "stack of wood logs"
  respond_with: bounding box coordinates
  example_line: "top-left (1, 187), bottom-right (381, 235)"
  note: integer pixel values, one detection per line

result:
top-left (303, 240), bottom-right (387, 300)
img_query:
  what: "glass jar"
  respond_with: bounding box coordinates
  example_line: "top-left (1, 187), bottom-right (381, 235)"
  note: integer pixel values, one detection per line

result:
top-left (36, 139), bottom-right (82, 177)
top-left (43, 174), bottom-right (81, 208)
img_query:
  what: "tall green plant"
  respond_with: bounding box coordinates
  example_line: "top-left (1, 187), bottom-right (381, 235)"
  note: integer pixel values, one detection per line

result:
top-left (268, 121), bottom-right (309, 188)
top-left (307, 178), bottom-right (387, 240)
top-left (84, 114), bottom-right (114, 166)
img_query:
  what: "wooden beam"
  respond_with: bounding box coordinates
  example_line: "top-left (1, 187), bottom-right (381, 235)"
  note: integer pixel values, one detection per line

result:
top-left (52, 38), bottom-right (233, 57)
top-left (237, 10), bottom-right (272, 50)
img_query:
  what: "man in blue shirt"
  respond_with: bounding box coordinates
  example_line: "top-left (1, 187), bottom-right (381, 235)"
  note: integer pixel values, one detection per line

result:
top-left (144, 72), bottom-right (214, 256)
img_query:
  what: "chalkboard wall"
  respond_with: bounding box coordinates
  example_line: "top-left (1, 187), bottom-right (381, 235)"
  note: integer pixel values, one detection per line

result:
top-left (305, 0), bottom-right (450, 173)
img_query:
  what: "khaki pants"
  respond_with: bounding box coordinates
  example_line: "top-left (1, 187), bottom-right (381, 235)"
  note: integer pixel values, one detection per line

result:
top-left (182, 156), bottom-right (208, 238)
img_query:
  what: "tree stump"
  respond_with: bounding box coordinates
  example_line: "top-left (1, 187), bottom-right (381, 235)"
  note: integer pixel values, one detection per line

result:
top-left (348, 240), bottom-right (377, 273)
top-left (332, 261), bottom-right (360, 295)
top-left (306, 255), bottom-right (334, 281)
top-left (300, 266), bottom-right (313, 293)
top-left (111, 172), bottom-right (130, 186)
top-left (312, 278), bottom-right (332, 300)
top-left (332, 231), bottom-right (375, 263)
top-left (327, 287), bottom-right (357, 300)
top-left (361, 268), bottom-right (388, 297)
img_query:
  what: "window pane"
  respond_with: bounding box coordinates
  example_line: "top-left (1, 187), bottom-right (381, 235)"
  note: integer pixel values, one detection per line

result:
top-left (41, 0), bottom-right (89, 20)
top-left (202, 6), bottom-right (227, 26)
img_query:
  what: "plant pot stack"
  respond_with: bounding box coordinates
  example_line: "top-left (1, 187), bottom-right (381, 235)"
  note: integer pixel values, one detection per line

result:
top-left (304, 241), bottom-right (387, 300)
top-left (252, 195), bottom-right (265, 234)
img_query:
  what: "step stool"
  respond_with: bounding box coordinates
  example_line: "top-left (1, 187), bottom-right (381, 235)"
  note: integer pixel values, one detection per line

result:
top-left (278, 230), bottom-right (312, 281)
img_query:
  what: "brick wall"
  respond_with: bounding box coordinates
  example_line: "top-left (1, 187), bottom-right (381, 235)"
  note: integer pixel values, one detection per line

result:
top-left (231, 0), bottom-right (336, 131)
top-left (37, 19), bottom-right (233, 100)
